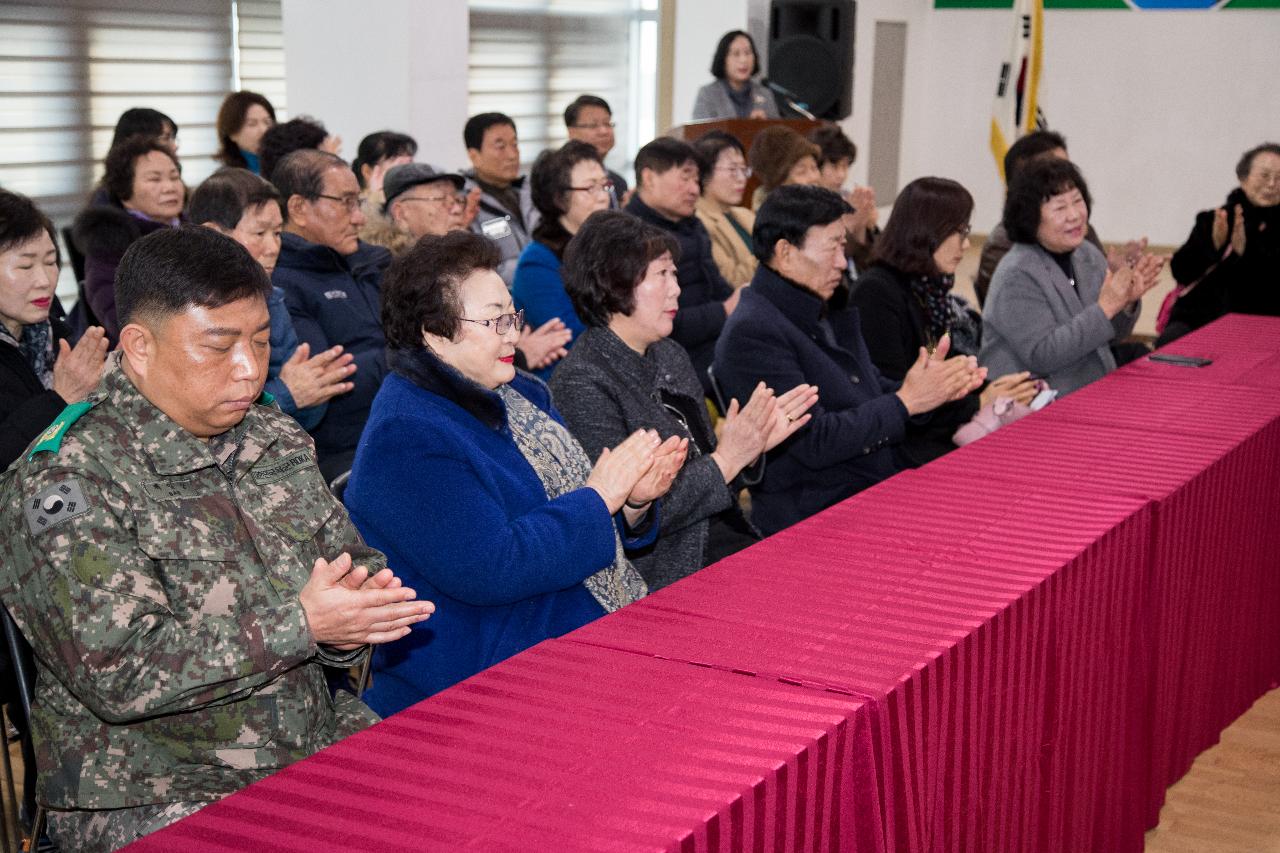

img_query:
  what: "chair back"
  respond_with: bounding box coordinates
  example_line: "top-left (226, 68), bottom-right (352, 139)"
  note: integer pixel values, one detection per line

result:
top-left (0, 608), bottom-right (35, 728)
top-left (705, 364), bottom-right (728, 418)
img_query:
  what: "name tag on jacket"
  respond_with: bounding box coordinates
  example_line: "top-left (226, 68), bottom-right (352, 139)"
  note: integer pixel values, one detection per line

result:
top-left (480, 216), bottom-right (513, 241)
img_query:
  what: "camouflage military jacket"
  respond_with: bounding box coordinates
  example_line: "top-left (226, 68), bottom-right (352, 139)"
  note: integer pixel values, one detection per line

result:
top-left (0, 357), bottom-right (383, 810)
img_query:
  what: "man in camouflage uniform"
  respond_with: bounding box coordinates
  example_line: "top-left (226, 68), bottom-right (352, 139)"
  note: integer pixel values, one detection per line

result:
top-left (0, 226), bottom-right (434, 852)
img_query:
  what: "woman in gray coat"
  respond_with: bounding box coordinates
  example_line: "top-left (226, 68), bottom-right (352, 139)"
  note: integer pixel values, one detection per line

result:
top-left (980, 158), bottom-right (1163, 396)
top-left (550, 211), bottom-right (817, 590)
top-left (692, 31), bottom-right (780, 121)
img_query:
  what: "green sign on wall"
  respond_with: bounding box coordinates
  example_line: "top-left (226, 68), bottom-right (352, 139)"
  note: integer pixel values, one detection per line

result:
top-left (935, 1), bottom-right (1278, 8)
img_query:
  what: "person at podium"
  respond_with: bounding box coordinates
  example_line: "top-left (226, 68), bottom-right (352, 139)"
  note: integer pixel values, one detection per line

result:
top-left (692, 30), bottom-right (780, 121)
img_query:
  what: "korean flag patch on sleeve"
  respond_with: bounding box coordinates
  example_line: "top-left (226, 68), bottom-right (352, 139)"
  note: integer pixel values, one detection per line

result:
top-left (25, 479), bottom-right (90, 535)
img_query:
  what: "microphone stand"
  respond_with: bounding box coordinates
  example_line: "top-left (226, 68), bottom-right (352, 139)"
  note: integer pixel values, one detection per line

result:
top-left (762, 79), bottom-right (817, 121)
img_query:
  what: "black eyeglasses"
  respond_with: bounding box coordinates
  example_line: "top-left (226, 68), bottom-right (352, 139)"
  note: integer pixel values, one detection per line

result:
top-left (570, 121), bottom-right (616, 130)
top-left (461, 309), bottom-right (524, 335)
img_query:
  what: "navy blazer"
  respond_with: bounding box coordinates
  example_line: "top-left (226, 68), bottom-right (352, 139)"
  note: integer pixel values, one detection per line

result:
top-left (346, 350), bottom-right (654, 715)
top-left (273, 233), bottom-right (391, 477)
top-left (713, 264), bottom-right (909, 536)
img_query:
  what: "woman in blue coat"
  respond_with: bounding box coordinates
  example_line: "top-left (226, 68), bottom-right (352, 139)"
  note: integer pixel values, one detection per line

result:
top-left (511, 141), bottom-right (612, 378)
top-left (345, 231), bottom-right (685, 715)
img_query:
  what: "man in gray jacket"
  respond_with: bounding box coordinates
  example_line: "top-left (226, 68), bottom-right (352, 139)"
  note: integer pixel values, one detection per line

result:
top-left (461, 112), bottom-right (538, 285)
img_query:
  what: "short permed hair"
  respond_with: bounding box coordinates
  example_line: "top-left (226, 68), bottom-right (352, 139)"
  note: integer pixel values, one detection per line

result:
top-left (1003, 130), bottom-right (1067, 187)
top-left (102, 136), bottom-right (181, 204)
top-left (258, 116), bottom-right (329, 183)
top-left (710, 30), bottom-right (758, 80)
top-left (692, 131), bottom-right (745, 190)
top-left (808, 124), bottom-right (857, 167)
top-left (873, 177), bottom-right (974, 277)
top-left (464, 112), bottom-right (516, 152)
top-left (352, 130), bottom-right (418, 188)
top-left (187, 168), bottom-right (281, 231)
top-left (1236, 142), bottom-right (1280, 181)
top-left (1003, 157), bottom-right (1092, 245)
top-left (753, 185), bottom-right (851, 264)
top-left (381, 230), bottom-right (502, 349)
top-left (271, 149), bottom-right (348, 223)
top-left (0, 189), bottom-right (56, 257)
top-left (562, 210), bottom-right (680, 328)
top-left (116, 226), bottom-right (270, 328)
top-left (564, 95), bottom-right (612, 128)
top-left (530, 140), bottom-right (604, 255)
top-left (634, 137), bottom-right (698, 186)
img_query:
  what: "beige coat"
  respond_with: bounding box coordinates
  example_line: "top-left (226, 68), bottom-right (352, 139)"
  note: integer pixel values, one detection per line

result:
top-left (695, 197), bottom-right (757, 289)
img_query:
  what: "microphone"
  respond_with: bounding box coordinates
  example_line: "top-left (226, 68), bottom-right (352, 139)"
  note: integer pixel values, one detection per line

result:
top-left (762, 78), bottom-right (816, 120)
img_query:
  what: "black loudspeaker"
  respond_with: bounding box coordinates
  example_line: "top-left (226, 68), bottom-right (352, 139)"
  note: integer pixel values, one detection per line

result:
top-left (767, 0), bottom-right (855, 121)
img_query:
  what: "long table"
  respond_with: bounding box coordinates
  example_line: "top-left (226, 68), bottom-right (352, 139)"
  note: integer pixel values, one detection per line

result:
top-left (127, 314), bottom-right (1280, 852)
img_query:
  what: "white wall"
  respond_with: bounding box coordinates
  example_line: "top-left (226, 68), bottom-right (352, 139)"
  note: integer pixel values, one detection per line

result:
top-left (670, 0), bottom-right (749, 131)
top-left (282, 0), bottom-right (470, 172)
top-left (910, 7), bottom-right (1280, 246)
top-left (669, 1), bottom-right (1280, 246)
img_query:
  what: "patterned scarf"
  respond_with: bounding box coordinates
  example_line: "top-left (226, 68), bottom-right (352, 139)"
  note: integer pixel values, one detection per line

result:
top-left (0, 320), bottom-right (55, 390)
top-left (907, 273), bottom-right (957, 348)
top-left (497, 384), bottom-right (648, 613)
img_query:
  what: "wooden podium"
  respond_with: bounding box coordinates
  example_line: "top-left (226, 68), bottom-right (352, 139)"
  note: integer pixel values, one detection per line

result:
top-left (672, 117), bottom-right (825, 208)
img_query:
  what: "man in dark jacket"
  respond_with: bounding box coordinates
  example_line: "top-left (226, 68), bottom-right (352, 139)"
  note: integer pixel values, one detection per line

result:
top-left (713, 186), bottom-right (984, 536)
top-left (271, 149), bottom-right (391, 480)
top-left (625, 138), bottom-right (739, 396)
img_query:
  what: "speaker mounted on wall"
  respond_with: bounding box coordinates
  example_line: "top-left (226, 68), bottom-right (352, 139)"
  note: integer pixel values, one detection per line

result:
top-left (767, 0), bottom-right (856, 121)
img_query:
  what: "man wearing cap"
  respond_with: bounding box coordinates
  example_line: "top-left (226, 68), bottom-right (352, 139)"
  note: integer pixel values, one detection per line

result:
top-left (360, 162), bottom-right (467, 255)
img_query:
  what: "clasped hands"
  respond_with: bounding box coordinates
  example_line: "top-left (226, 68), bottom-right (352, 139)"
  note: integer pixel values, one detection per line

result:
top-left (1211, 205), bottom-right (1247, 257)
top-left (587, 429), bottom-right (688, 517)
top-left (895, 333), bottom-right (987, 416)
top-left (711, 381), bottom-right (819, 482)
top-left (300, 553), bottom-right (435, 650)
top-left (1099, 248), bottom-right (1166, 318)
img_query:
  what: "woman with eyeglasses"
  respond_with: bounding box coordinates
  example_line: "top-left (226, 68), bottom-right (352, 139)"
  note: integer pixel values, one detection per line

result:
top-left (345, 230), bottom-right (684, 713)
top-left (851, 177), bottom-right (1039, 464)
top-left (1159, 142), bottom-right (1280, 345)
top-left (693, 131), bottom-right (757, 288)
top-left (510, 141), bottom-right (612, 378)
top-left (550, 211), bottom-right (816, 590)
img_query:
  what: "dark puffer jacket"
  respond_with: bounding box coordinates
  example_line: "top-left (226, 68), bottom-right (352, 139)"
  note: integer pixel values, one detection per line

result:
top-left (272, 232), bottom-right (391, 480)
top-left (71, 205), bottom-right (172, 345)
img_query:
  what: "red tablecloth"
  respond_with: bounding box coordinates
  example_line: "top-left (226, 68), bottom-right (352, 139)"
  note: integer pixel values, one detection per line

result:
top-left (127, 641), bottom-right (880, 852)
top-left (127, 315), bottom-right (1280, 852)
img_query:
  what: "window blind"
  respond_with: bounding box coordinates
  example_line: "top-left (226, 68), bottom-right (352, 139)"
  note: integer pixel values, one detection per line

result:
top-left (0, 0), bottom-right (286, 302)
top-left (233, 0), bottom-right (286, 117)
top-left (0, 0), bottom-right (235, 228)
top-left (468, 0), bottom-right (659, 180)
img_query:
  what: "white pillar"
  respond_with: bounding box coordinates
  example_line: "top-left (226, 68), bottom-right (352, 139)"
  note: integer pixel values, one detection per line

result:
top-left (282, 0), bottom-right (471, 171)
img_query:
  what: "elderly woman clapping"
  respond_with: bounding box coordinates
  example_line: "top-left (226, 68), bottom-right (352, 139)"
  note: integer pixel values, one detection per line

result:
top-left (550, 211), bottom-right (816, 590)
top-left (0, 190), bottom-right (109, 469)
top-left (345, 230), bottom-right (684, 715)
top-left (980, 158), bottom-right (1163, 396)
